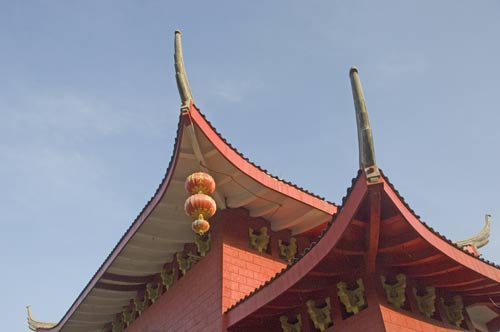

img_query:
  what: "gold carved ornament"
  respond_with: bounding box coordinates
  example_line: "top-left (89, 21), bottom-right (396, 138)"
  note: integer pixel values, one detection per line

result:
top-left (306, 298), bottom-right (332, 331)
top-left (249, 227), bottom-right (270, 253)
top-left (412, 287), bottom-right (436, 318)
top-left (381, 274), bottom-right (406, 308)
top-left (280, 314), bottom-right (302, 332)
top-left (337, 278), bottom-right (366, 314)
top-left (278, 238), bottom-right (297, 263)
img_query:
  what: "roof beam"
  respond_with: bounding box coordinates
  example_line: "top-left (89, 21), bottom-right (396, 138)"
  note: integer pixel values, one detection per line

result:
top-left (365, 183), bottom-right (382, 273)
top-left (378, 246), bottom-right (443, 267)
top-left (404, 259), bottom-right (463, 278)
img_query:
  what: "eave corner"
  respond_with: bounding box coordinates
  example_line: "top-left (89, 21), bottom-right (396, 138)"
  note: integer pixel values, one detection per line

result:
top-left (27, 306), bottom-right (56, 332)
top-left (455, 214), bottom-right (492, 252)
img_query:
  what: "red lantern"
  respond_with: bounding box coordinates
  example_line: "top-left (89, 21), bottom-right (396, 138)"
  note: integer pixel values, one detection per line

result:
top-left (192, 218), bottom-right (210, 235)
top-left (185, 172), bottom-right (216, 195)
top-left (184, 194), bottom-right (216, 219)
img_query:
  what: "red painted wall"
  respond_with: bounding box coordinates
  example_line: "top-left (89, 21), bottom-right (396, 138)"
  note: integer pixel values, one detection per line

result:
top-left (220, 208), bottom-right (288, 312)
top-left (380, 305), bottom-right (466, 332)
top-left (126, 221), bottom-right (224, 332)
top-left (124, 209), bottom-right (290, 332)
top-left (222, 244), bottom-right (286, 311)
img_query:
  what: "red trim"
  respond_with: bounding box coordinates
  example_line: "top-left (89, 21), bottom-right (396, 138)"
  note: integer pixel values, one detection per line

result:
top-left (188, 104), bottom-right (337, 216)
top-left (40, 115), bottom-right (187, 332)
top-left (382, 176), bottom-right (500, 283)
top-left (225, 176), bottom-right (367, 327)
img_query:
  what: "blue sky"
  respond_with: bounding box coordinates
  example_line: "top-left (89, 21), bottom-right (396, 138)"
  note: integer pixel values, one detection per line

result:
top-left (2, 1), bottom-right (500, 330)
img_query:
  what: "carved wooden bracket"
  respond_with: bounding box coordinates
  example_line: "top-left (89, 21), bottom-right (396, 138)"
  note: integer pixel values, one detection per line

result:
top-left (146, 282), bottom-right (161, 304)
top-left (176, 252), bottom-right (195, 275)
top-left (306, 298), bottom-right (332, 331)
top-left (134, 296), bottom-right (148, 316)
top-left (337, 278), bottom-right (366, 314)
top-left (122, 307), bottom-right (136, 327)
top-left (381, 274), bottom-right (406, 308)
top-left (442, 295), bottom-right (464, 327)
top-left (278, 238), bottom-right (297, 263)
top-left (249, 227), bottom-right (270, 253)
top-left (413, 287), bottom-right (436, 318)
top-left (111, 316), bottom-right (125, 332)
top-left (280, 314), bottom-right (302, 332)
top-left (161, 268), bottom-right (175, 290)
top-left (195, 232), bottom-right (211, 257)
top-left (133, 295), bottom-right (148, 316)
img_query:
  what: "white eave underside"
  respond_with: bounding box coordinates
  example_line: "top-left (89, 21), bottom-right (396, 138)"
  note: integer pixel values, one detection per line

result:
top-left (58, 120), bottom-right (334, 332)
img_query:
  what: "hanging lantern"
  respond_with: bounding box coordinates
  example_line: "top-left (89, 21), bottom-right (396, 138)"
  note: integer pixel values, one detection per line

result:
top-left (184, 193), bottom-right (216, 219)
top-left (185, 172), bottom-right (216, 195)
top-left (184, 172), bottom-right (217, 235)
top-left (192, 218), bottom-right (210, 235)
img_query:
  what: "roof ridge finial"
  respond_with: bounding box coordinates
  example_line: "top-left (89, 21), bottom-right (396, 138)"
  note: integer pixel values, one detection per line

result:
top-left (27, 306), bottom-right (56, 331)
top-left (174, 30), bottom-right (194, 106)
top-left (349, 67), bottom-right (380, 182)
top-left (455, 214), bottom-right (491, 250)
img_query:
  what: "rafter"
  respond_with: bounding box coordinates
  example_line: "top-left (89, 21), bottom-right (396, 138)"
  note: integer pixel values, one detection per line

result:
top-left (272, 209), bottom-right (322, 231)
top-left (226, 188), bottom-right (268, 208)
top-left (249, 203), bottom-right (281, 218)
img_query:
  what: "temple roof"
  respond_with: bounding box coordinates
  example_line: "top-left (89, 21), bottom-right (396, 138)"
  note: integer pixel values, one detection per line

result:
top-left (33, 31), bottom-right (337, 332)
top-left (224, 70), bottom-right (500, 332)
top-left (30, 31), bottom-right (498, 332)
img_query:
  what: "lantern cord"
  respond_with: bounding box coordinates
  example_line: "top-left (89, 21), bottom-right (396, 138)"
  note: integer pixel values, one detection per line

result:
top-left (185, 109), bottom-right (283, 219)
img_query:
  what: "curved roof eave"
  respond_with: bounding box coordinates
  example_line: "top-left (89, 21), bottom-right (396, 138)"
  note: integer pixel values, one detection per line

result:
top-left (39, 102), bottom-right (340, 332)
top-left (224, 171), bottom-right (500, 327)
top-left (39, 112), bottom-right (187, 332)
top-left (381, 173), bottom-right (500, 283)
top-left (186, 103), bottom-right (337, 216)
top-left (225, 171), bottom-right (366, 326)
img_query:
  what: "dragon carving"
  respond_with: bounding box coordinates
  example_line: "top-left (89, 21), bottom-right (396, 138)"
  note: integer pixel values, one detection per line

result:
top-left (337, 278), bottom-right (366, 314)
top-left (381, 274), bottom-right (406, 308)
top-left (278, 238), bottom-right (297, 263)
top-left (249, 227), bottom-right (270, 253)
top-left (279, 314), bottom-right (302, 332)
top-left (195, 232), bottom-right (211, 257)
top-left (306, 298), bottom-right (332, 331)
top-left (413, 287), bottom-right (436, 318)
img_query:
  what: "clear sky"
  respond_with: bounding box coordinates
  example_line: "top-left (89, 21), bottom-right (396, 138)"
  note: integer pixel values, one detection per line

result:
top-left (2, 1), bottom-right (500, 331)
